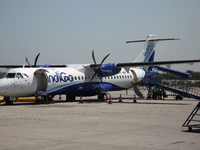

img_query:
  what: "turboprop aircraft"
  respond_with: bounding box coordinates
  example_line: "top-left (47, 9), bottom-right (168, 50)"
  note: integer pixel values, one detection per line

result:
top-left (0, 34), bottom-right (200, 104)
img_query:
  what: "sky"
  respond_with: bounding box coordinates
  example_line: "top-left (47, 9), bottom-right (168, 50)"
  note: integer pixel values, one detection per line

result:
top-left (0, 0), bottom-right (200, 72)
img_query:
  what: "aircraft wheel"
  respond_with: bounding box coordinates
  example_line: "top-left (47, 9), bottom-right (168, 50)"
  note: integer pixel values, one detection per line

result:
top-left (4, 97), bottom-right (12, 105)
top-left (98, 94), bottom-right (107, 101)
top-left (66, 95), bottom-right (76, 101)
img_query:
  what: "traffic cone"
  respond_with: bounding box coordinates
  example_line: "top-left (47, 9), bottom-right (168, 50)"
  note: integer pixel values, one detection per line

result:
top-left (108, 95), bottom-right (113, 104)
top-left (59, 95), bottom-right (62, 100)
top-left (133, 94), bottom-right (137, 103)
top-left (118, 94), bottom-right (123, 102)
top-left (79, 95), bottom-right (83, 103)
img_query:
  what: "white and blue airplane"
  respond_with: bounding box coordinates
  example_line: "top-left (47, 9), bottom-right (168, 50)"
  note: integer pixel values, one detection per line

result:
top-left (0, 34), bottom-right (200, 104)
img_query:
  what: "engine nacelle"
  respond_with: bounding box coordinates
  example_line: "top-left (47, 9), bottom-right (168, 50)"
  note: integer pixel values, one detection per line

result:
top-left (100, 63), bottom-right (121, 77)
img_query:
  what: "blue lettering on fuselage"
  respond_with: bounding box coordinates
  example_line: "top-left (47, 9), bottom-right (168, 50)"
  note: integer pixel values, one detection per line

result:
top-left (45, 72), bottom-right (73, 84)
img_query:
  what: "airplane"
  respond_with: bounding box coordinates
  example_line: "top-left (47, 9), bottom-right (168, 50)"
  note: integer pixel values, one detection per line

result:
top-left (0, 34), bottom-right (200, 105)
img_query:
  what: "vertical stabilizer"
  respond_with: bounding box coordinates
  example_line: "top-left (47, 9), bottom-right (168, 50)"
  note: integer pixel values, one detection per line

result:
top-left (132, 34), bottom-right (157, 63)
top-left (126, 34), bottom-right (180, 70)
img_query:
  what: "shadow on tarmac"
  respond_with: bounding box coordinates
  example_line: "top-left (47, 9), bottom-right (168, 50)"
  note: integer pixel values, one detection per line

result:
top-left (182, 128), bottom-right (200, 134)
top-left (0, 98), bottom-right (191, 106)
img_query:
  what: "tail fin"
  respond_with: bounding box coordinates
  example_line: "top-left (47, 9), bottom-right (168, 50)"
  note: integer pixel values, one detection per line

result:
top-left (127, 34), bottom-right (180, 70)
top-left (129, 34), bottom-right (157, 63)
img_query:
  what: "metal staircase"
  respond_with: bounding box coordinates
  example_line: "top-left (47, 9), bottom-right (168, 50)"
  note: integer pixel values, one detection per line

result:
top-left (133, 86), bottom-right (147, 98)
top-left (135, 68), bottom-right (200, 131)
top-left (182, 101), bottom-right (200, 131)
top-left (140, 72), bottom-right (200, 100)
top-left (152, 84), bottom-right (200, 100)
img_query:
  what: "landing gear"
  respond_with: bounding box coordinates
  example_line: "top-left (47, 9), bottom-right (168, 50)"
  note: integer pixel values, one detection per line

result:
top-left (66, 95), bottom-right (76, 101)
top-left (98, 93), bottom-right (108, 101)
top-left (4, 97), bottom-right (13, 105)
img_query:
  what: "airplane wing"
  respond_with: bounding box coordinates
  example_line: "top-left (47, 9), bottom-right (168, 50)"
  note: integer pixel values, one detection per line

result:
top-left (0, 65), bottom-right (67, 69)
top-left (115, 59), bottom-right (200, 71)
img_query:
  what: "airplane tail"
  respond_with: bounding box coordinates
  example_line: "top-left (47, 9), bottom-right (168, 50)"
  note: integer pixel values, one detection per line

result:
top-left (126, 34), bottom-right (180, 70)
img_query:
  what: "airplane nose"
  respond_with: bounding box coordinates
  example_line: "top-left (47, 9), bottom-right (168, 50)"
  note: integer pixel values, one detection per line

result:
top-left (0, 81), bottom-right (4, 95)
top-left (0, 80), bottom-right (8, 96)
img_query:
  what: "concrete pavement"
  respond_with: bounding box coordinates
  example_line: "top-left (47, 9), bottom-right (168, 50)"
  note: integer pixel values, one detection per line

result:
top-left (0, 90), bottom-right (200, 150)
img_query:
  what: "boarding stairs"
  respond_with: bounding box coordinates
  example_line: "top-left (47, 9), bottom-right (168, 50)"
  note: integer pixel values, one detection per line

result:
top-left (149, 83), bottom-right (200, 100)
top-left (133, 85), bottom-right (147, 98)
top-left (182, 101), bottom-right (200, 131)
top-left (136, 68), bottom-right (200, 131)
top-left (140, 69), bottom-right (200, 100)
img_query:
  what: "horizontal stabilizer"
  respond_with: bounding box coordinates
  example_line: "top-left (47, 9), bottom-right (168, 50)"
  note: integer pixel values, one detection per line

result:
top-left (126, 38), bottom-right (180, 43)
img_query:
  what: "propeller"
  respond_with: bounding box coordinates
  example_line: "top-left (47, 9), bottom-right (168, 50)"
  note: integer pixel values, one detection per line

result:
top-left (25, 56), bottom-right (32, 67)
top-left (90, 50), bottom-right (110, 89)
top-left (25, 53), bottom-right (40, 67)
top-left (34, 53), bottom-right (40, 67)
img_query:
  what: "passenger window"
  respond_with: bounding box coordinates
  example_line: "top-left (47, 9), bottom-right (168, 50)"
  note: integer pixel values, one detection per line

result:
top-left (6, 73), bottom-right (16, 78)
top-left (78, 76), bottom-right (80, 80)
top-left (16, 73), bottom-right (23, 78)
top-left (75, 76), bottom-right (77, 80)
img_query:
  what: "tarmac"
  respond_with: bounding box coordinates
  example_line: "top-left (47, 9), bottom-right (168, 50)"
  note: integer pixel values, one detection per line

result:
top-left (0, 90), bottom-right (200, 150)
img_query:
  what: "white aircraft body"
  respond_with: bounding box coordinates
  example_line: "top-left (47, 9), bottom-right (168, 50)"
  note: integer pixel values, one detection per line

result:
top-left (0, 34), bottom-right (200, 103)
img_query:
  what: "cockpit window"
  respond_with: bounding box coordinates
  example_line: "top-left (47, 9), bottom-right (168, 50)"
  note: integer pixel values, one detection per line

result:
top-left (22, 73), bottom-right (29, 78)
top-left (16, 73), bottom-right (23, 78)
top-left (6, 73), bottom-right (16, 78)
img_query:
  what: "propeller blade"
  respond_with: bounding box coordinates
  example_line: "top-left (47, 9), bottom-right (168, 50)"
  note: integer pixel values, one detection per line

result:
top-left (25, 56), bottom-right (32, 67)
top-left (98, 74), bottom-right (105, 90)
top-left (90, 50), bottom-right (110, 83)
top-left (90, 72), bottom-right (98, 82)
top-left (92, 50), bottom-right (97, 67)
top-left (34, 53), bottom-right (40, 67)
top-left (99, 53), bottom-right (110, 66)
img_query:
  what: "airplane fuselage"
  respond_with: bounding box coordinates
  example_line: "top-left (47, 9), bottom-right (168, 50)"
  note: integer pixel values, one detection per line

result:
top-left (0, 65), bottom-right (145, 98)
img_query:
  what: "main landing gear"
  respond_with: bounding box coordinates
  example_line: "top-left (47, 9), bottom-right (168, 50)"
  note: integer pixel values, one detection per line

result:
top-left (98, 93), bottom-right (108, 101)
top-left (66, 95), bottom-right (76, 101)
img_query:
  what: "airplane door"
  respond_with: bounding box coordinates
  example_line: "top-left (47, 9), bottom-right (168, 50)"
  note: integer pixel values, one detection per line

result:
top-left (35, 73), bottom-right (48, 92)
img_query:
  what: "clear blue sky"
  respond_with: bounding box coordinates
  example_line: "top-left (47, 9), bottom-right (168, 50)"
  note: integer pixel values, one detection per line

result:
top-left (1, 0), bottom-right (200, 72)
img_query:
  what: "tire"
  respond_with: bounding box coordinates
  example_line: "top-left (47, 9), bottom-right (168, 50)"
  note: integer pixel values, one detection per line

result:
top-left (98, 94), bottom-right (108, 101)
